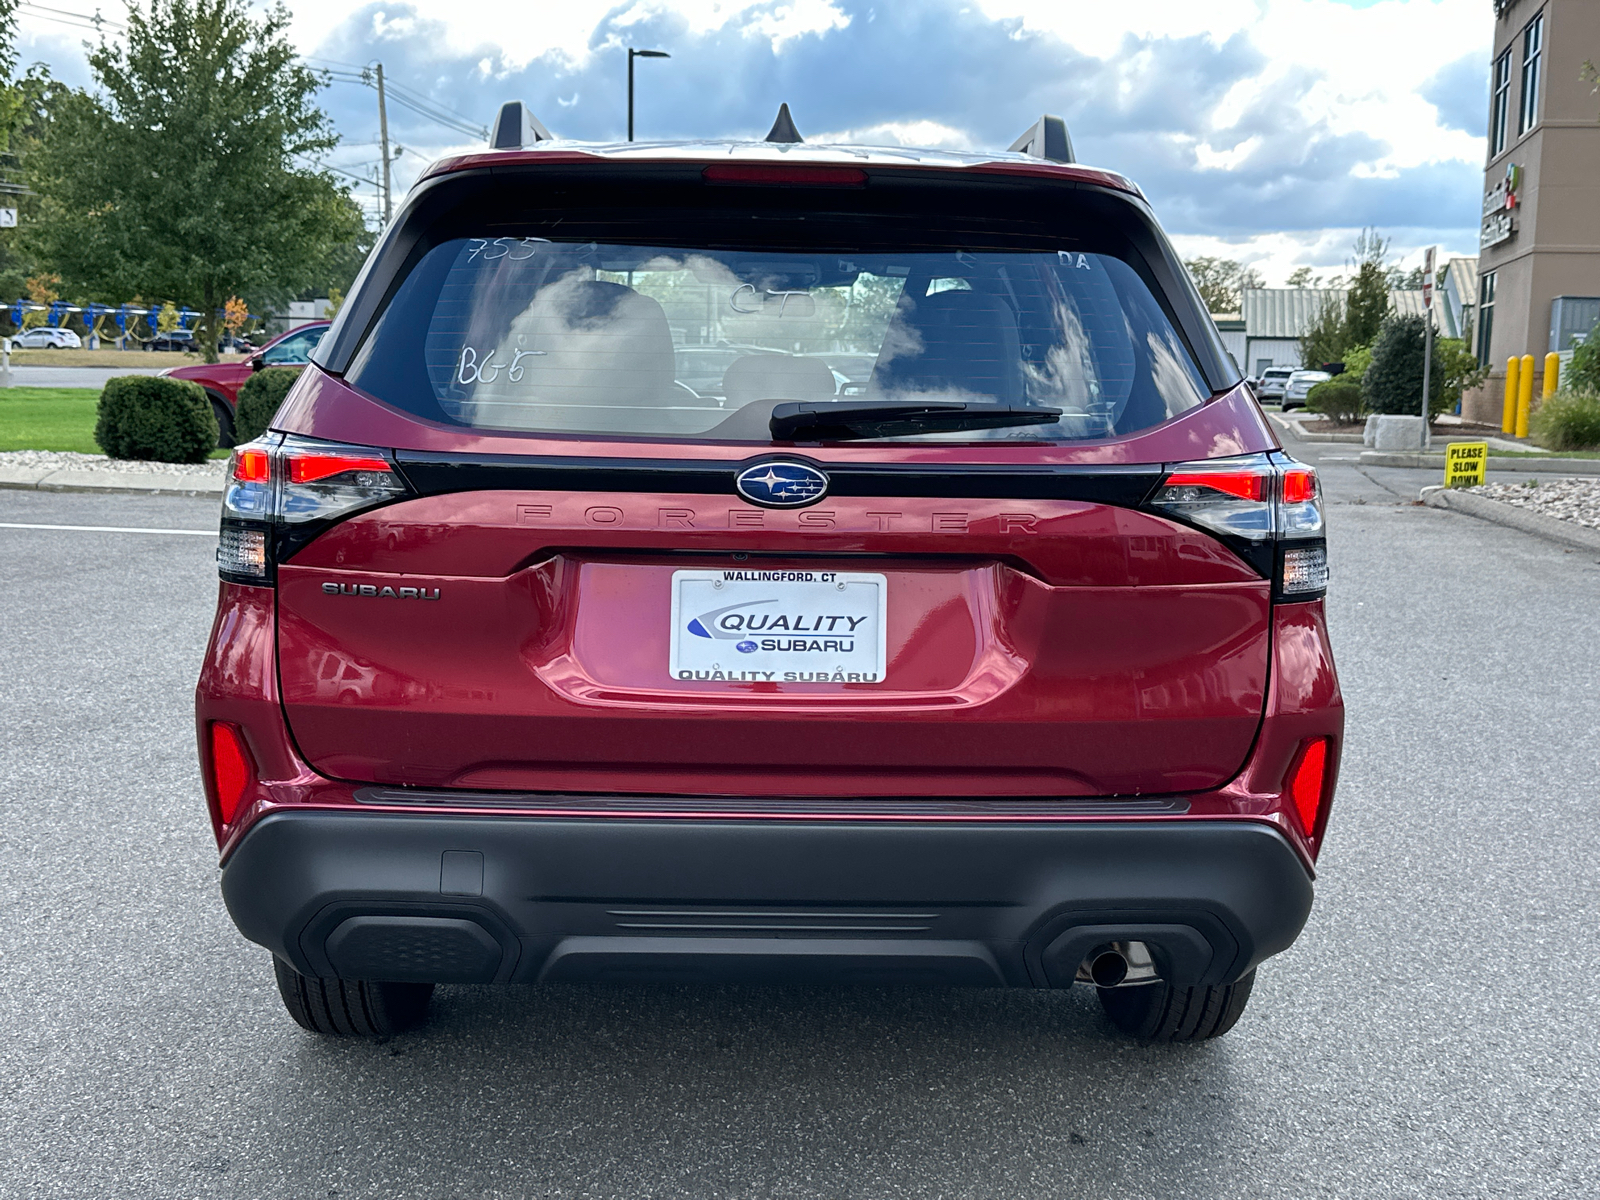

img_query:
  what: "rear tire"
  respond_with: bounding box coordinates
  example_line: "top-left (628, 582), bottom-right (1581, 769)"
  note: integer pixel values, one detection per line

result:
top-left (272, 956), bottom-right (433, 1037)
top-left (1097, 969), bottom-right (1256, 1041)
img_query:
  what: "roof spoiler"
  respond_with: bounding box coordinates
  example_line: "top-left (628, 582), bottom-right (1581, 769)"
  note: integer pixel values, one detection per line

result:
top-left (1007, 114), bottom-right (1074, 164)
top-left (490, 101), bottom-right (554, 150)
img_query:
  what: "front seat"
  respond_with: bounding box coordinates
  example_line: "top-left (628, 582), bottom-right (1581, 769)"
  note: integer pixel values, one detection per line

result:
top-left (870, 291), bottom-right (1025, 405)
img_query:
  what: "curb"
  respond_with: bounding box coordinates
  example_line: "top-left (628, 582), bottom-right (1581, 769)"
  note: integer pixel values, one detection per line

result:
top-left (1361, 451), bottom-right (1600, 475)
top-left (0, 465), bottom-right (224, 496)
top-left (1420, 486), bottom-right (1600, 553)
top-left (1266, 413), bottom-right (1363, 444)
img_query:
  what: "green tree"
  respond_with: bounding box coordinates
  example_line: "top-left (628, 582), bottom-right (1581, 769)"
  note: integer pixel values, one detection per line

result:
top-left (1362, 314), bottom-right (1447, 418)
top-left (1299, 295), bottom-right (1347, 372)
top-left (1342, 228), bottom-right (1391, 347)
top-left (1434, 336), bottom-right (1488, 412)
top-left (25, 0), bottom-right (363, 361)
top-left (1183, 257), bottom-right (1265, 313)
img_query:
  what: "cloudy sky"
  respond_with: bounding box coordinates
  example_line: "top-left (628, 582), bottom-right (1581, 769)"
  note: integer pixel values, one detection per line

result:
top-left (16, 0), bottom-right (1494, 282)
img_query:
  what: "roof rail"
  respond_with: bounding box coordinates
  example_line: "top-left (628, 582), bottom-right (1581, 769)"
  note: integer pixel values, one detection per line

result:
top-left (764, 103), bottom-right (803, 144)
top-left (1007, 114), bottom-right (1074, 164)
top-left (490, 101), bottom-right (554, 150)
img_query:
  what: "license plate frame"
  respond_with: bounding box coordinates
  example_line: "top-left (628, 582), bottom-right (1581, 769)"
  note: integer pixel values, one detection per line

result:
top-left (669, 568), bottom-right (888, 684)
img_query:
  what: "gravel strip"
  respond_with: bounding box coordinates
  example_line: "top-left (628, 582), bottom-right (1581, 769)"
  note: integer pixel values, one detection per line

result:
top-left (0, 449), bottom-right (226, 477)
top-left (1467, 477), bottom-right (1600, 530)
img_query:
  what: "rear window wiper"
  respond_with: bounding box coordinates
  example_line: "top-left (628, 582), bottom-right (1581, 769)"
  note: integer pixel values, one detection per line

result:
top-left (769, 401), bottom-right (1063, 442)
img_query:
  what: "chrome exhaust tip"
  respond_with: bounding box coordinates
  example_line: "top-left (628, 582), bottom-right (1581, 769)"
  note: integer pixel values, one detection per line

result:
top-left (1076, 940), bottom-right (1161, 988)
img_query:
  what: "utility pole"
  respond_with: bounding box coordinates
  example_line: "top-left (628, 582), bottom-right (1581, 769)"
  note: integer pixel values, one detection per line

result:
top-left (376, 61), bottom-right (392, 224)
top-left (1420, 246), bottom-right (1436, 450)
top-left (627, 48), bottom-right (670, 141)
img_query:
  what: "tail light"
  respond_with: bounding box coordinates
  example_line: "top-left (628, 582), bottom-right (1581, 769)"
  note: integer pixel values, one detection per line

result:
top-left (1144, 453), bottom-right (1326, 601)
top-left (207, 722), bottom-right (256, 826)
top-left (1286, 737), bottom-right (1331, 842)
top-left (218, 434), bottom-right (410, 584)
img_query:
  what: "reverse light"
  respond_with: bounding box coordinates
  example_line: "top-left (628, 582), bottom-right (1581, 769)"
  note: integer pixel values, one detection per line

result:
top-left (208, 722), bottom-right (255, 825)
top-left (1287, 738), bottom-right (1330, 840)
top-left (1281, 546), bottom-right (1330, 595)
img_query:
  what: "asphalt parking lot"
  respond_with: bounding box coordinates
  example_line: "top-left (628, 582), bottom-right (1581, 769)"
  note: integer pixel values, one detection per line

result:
top-left (2, 459), bottom-right (1597, 1199)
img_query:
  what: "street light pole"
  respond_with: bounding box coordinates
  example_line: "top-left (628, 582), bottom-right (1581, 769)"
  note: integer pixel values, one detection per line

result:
top-left (627, 48), bottom-right (670, 142)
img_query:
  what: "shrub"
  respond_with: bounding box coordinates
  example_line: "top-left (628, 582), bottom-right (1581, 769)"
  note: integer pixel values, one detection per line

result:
top-left (1531, 389), bottom-right (1600, 451)
top-left (93, 375), bottom-right (217, 462)
top-left (233, 366), bottom-right (303, 443)
top-left (1362, 314), bottom-right (1447, 417)
top-left (1306, 377), bottom-right (1363, 423)
top-left (1569, 325), bottom-right (1600, 392)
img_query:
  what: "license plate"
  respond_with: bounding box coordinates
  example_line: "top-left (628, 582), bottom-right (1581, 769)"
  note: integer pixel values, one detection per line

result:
top-left (669, 569), bottom-right (888, 684)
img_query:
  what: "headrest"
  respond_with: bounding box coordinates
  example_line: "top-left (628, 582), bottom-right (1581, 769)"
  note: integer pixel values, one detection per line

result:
top-left (871, 290), bottom-right (1025, 405)
top-left (721, 353), bottom-right (837, 410)
top-left (471, 278), bottom-right (677, 431)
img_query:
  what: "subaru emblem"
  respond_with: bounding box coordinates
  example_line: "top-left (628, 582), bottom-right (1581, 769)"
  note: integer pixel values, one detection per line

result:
top-left (735, 461), bottom-right (829, 508)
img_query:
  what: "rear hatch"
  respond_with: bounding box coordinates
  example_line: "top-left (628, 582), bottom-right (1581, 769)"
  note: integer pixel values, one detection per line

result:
top-left (255, 159), bottom-right (1284, 799)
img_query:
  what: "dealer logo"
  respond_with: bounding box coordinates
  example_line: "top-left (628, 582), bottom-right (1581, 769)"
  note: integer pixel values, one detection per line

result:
top-left (735, 461), bottom-right (828, 508)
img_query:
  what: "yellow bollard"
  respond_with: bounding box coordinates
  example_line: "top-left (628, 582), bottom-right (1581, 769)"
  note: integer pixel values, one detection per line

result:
top-left (1502, 357), bottom-right (1520, 432)
top-left (1516, 353), bottom-right (1535, 438)
top-left (1543, 351), bottom-right (1560, 398)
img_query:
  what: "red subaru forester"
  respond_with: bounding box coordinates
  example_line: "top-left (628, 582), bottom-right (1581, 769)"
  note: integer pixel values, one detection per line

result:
top-left (196, 108), bottom-right (1341, 1041)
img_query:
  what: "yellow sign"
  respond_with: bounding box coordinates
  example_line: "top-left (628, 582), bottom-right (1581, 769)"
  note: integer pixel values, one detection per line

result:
top-left (1444, 441), bottom-right (1488, 488)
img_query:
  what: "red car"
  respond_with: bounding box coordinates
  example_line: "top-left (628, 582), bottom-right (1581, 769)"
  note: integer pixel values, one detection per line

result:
top-left (197, 108), bottom-right (1341, 1041)
top-left (164, 321), bottom-right (330, 445)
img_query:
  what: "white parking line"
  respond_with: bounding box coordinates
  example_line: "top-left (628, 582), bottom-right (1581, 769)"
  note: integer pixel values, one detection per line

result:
top-left (0, 522), bottom-right (215, 536)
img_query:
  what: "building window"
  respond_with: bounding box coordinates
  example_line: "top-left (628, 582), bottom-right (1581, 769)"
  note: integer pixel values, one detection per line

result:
top-left (1491, 49), bottom-right (1512, 155)
top-left (1518, 14), bottom-right (1543, 137)
top-left (1477, 271), bottom-right (1497, 367)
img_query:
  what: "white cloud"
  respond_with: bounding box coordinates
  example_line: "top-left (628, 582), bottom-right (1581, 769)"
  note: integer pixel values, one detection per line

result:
top-left (807, 119), bottom-right (974, 150)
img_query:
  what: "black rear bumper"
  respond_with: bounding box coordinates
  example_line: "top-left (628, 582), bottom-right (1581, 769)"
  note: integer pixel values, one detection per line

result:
top-left (220, 812), bottom-right (1314, 989)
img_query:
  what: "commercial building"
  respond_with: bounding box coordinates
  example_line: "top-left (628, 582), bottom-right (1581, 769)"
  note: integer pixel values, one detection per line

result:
top-left (1233, 288), bottom-right (1429, 376)
top-left (1465, 0), bottom-right (1600, 422)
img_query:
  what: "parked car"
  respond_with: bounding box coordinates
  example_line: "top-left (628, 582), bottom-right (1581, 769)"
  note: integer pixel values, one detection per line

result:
top-left (12, 326), bottom-right (82, 349)
top-left (673, 346), bottom-right (749, 399)
top-left (198, 108), bottom-right (1341, 1042)
top-left (1253, 367), bottom-right (1294, 403)
top-left (1282, 369), bottom-right (1332, 411)
top-left (144, 329), bottom-right (199, 352)
top-left (163, 321), bottom-right (330, 445)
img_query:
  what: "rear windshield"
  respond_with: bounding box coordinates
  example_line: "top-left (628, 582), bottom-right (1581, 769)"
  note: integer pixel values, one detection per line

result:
top-left (346, 238), bottom-right (1210, 442)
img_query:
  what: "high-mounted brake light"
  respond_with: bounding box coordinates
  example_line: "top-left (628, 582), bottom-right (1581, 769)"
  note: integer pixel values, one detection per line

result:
top-left (1287, 738), bottom-right (1330, 840)
top-left (208, 722), bottom-right (255, 826)
top-left (702, 164), bottom-right (867, 187)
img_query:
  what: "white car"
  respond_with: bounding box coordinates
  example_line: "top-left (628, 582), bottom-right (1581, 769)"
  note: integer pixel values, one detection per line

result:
top-left (12, 327), bottom-right (82, 349)
top-left (1253, 367), bottom-right (1293, 403)
top-left (1282, 369), bottom-right (1332, 411)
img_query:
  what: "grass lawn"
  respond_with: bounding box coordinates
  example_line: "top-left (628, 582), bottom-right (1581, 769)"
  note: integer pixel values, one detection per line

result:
top-left (0, 386), bottom-right (228, 456)
top-left (0, 386), bottom-right (104, 452)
